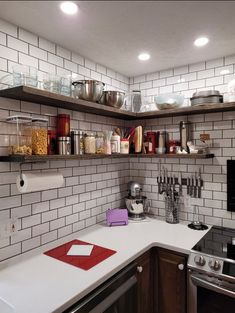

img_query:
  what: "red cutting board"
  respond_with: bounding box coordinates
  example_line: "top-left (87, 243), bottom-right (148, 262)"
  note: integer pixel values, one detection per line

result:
top-left (44, 239), bottom-right (116, 270)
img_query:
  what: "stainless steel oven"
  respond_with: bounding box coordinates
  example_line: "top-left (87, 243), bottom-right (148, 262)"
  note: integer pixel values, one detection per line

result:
top-left (63, 262), bottom-right (137, 313)
top-left (187, 226), bottom-right (235, 313)
top-left (188, 266), bottom-right (235, 313)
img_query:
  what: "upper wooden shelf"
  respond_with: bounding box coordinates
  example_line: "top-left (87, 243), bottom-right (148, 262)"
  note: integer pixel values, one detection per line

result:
top-left (0, 86), bottom-right (136, 120)
top-left (0, 86), bottom-right (234, 120)
top-left (0, 153), bottom-right (214, 163)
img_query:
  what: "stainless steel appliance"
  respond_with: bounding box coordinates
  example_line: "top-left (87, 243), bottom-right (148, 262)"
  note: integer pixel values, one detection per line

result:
top-left (125, 181), bottom-right (148, 220)
top-left (64, 262), bottom-right (137, 313)
top-left (188, 226), bottom-right (235, 313)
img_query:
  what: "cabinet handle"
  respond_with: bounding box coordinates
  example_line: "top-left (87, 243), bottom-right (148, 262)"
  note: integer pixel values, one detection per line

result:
top-left (137, 266), bottom-right (143, 273)
top-left (178, 263), bottom-right (184, 271)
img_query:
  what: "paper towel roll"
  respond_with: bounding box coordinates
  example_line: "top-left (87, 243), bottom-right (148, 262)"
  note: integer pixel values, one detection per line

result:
top-left (16, 172), bottom-right (64, 193)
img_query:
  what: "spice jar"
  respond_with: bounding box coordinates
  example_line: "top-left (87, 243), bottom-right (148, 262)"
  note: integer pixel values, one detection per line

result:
top-left (96, 132), bottom-right (105, 154)
top-left (7, 115), bottom-right (32, 155)
top-left (146, 132), bottom-right (157, 154)
top-left (168, 140), bottom-right (181, 154)
top-left (120, 138), bottom-right (129, 154)
top-left (32, 118), bottom-right (48, 155)
top-left (111, 135), bottom-right (120, 154)
top-left (84, 132), bottom-right (96, 154)
top-left (57, 114), bottom-right (70, 137)
top-left (58, 136), bottom-right (71, 155)
top-left (47, 130), bottom-right (57, 155)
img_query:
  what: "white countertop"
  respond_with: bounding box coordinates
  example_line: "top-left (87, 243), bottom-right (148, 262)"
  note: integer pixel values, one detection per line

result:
top-left (0, 218), bottom-right (210, 313)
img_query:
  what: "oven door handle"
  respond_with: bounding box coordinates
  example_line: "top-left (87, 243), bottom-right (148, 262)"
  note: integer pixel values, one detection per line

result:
top-left (191, 274), bottom-right (235, 299)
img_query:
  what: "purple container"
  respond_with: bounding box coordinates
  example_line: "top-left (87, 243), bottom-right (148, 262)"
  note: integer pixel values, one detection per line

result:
top-left (106, 208), bottom-right (128, 227)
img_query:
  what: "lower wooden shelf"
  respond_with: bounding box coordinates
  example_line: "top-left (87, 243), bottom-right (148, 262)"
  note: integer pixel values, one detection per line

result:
top-left (0, 153), bottom-right (214, 163)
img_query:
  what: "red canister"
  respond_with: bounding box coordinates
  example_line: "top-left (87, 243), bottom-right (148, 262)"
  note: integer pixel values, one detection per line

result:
top-left (146, 132), bottom-right (157, 154)
top-left (57, 114), bottom-right (70, 137)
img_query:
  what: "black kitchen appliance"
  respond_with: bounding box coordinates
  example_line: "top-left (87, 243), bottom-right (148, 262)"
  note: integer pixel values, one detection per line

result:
top-left (63, 262), bottom-right (138, 313)
top-left (188, 226), bottom-right (235, 313)
top-left (227, 160), bottom-right (235, 212)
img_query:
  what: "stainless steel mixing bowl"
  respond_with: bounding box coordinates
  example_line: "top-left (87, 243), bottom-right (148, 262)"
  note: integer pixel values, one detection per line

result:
top-left (72, 80), bottom-right (105, 102)
top-left (100, 91), bottom-right (125, 108)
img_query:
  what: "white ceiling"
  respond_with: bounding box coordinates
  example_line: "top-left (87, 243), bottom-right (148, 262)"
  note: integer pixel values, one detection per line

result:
top-left (0, 1), bottom-right (235, 77)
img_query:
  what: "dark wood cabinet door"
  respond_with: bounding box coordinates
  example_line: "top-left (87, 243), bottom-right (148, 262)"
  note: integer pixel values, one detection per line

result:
top-left (156, 248), bottom-right (187, 313)
top-left (135, 250), bottom-right (153, 313)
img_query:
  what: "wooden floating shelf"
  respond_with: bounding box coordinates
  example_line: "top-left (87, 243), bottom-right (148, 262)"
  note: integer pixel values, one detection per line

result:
top-left (0, 86), bottom-right (235, 120)
top-left (0, 153), bottom-right (214, 163)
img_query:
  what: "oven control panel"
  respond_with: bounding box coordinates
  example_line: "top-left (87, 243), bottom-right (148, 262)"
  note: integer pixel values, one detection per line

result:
top-left (188, 252), bottom-right (235, 282)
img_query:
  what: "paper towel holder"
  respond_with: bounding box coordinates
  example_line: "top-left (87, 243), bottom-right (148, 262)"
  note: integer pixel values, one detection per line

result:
top-left (18, 159), bottom-right (47, 187)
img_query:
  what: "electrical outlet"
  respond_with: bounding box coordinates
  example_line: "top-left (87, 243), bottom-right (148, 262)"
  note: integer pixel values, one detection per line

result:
top-left (0, 218), bottom-right (19, 239)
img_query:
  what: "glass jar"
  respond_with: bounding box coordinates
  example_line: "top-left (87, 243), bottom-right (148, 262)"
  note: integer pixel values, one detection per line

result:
top-left (96, 132), bottom-right (105, 154)
top-left (120, 139), bottom-right (129, 154)
top-left (84, 132), bottom-right (96, 154)
top-left (32, 118), bottom-right (48, 155)
top-left (47, 129), bottom-right (57, 155)
top-left (57, 114), bottom-right (70, 137)
top-left (7, 115), bottom-right (32, 155)
top-left (71, 130), bottom-right (84, 155)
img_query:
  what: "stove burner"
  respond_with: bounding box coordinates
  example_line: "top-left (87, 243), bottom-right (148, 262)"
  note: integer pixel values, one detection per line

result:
top-left (188, 223), bottom-right (208, 230)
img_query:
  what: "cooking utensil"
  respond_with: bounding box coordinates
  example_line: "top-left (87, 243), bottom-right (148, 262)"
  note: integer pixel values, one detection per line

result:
top-left (190, 90), bottom-right (223, 106)
top-left (198, 168), bottom-right (202, 198)
top-left (72, 80), bottom-right (105, 102)
top-left (100, 91), bottom-right (125, 108)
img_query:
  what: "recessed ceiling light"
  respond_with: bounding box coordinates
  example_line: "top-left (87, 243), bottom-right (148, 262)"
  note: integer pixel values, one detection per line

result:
top-left (194, 37), bottom-right (209, 47)
top-left (60, 2), bottom-right (78, 15)
top-left (138, 53), bottom-right (150, 61)
top-left (220, 69), bottom-right (230, 75)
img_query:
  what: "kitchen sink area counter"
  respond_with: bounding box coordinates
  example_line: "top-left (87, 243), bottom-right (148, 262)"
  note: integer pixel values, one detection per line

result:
top-left (0, 219), bottom-right (210, 313)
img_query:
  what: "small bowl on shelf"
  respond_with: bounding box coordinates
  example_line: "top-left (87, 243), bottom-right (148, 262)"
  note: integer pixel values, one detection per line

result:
top-left (100, 91), bottom-right (125, 109)
top-left (154, 93), bottom-right (185, 110)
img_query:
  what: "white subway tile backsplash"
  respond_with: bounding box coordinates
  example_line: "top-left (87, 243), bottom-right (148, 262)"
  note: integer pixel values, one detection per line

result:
top-left (225, 54), bottom-right (235, 65)
top-left (19, 28), bottom-right (38, 45)
top-left (206, 58), bottom-right (224, 69)
top-left (8, 36), bottom-right (28, 53)
top-left (189, 79), bottom-right (205, 89)
top-left (160, 69), bottom-right (173, 78)
top-left (39, 37), bottom-right (55, 53)
top-left (29, 45), bottom-right (47, 61)
top-left (189, 61), bottom-right (205, 72)
top-left (0, 45), bottom-right (18, 62)
top-left (56, 46), bottom-right (71, 60)
top-left (19, 53), bottom-right (38, 68)
top-left (48, 53), bottom-right (63, 67)
top-left (39, 60), bottom-right (56, 74)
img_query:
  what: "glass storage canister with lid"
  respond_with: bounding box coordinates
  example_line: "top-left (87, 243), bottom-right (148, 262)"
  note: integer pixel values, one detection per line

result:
top-left (32, 118), bottom-right (48, 155)
top-left (6, 115), bottom-right (32, 155)
top-left (96, 132), bottom-right (105, 154)
top-left (84, 132), bottom-right (96, 154)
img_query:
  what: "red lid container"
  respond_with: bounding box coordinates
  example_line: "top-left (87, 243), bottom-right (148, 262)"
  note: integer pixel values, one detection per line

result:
top-left (57, 114), bottom-right (70, 137)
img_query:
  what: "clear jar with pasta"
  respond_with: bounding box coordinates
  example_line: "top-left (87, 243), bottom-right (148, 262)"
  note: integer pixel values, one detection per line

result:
top-left (84, 132), bottom-right (96, 154)
top-left (6, 115), bottom-right (32, 155)
top-left (32, 118), bottom-right (48, 155)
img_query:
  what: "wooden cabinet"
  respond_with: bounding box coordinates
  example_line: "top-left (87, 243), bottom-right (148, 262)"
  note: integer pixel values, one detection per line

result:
top-left (155, 248), bottom-right (187, 313)
top-left (135, 250), bottom-right (153, 313)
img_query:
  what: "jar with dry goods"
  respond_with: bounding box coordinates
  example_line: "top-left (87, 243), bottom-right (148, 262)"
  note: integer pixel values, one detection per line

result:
top-left (96, 132), bottom-right (105, 154)
top-left (32, 118), bottom-right (48, 155)
top-left (84, 132), bottom-right (96, 154)
top-left (7, 115), bottom-right (32, 155)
